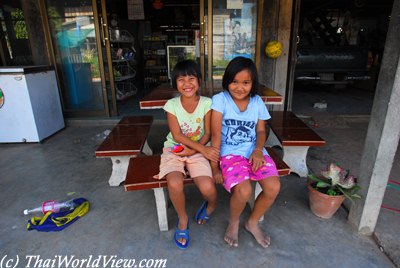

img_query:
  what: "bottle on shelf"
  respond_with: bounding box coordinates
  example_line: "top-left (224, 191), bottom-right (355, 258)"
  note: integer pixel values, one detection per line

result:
top-left (23, 199), bottom-right (77, 215)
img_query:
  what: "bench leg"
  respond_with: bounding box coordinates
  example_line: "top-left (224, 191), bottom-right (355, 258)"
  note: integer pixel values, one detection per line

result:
top-left (266, 130), bottom-right (282, 149)
top-left (248, 182), bottom-right (264, 222)
top-left (282, 146), bottom-right (310, 177)
top-left (142, 139), bottom-right (153, 155)
top-left (108, 156), bottom-right (132, 186)
top-left (154, 188), bottom-right (169, 231)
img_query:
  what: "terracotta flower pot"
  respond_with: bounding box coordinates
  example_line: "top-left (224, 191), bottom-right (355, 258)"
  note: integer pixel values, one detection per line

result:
top-left (307, 183), bottom-right (345, 219)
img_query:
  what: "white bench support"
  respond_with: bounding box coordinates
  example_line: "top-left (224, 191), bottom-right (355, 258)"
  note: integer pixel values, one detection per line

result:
top-left (154, 188), bottom-right (169, 231)
top-left (108, 140), bottom-right (153, 186)
top-left (266, 130), bottom-right (310, 177)
top-left (109, 156), bottom-right (131, 186)
top-left (282, 146), bottom-right (310, 177)
top-left (142, 140), bottom-right (153, 156)
top-left (266, 130), bottom-right (281, 148)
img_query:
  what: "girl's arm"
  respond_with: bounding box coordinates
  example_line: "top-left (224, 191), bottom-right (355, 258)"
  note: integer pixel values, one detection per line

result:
top-left (197, 110), bottom-right (211, 145)
top-left (211, 110), bottom-right (223, 184)
top-left (249, 119), bottom-right (267, 172)
top-left (167, 112), bottom-right (219, 162)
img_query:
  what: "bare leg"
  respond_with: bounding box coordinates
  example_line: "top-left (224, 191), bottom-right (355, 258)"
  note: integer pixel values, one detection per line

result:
top-left (193, 176), bottom-right (217, 224)
top-left (225, 180), bottom-right (252, 247)
top-left (166, 171), bottom-right (188, 246)
top-left (245, 176), bottom-right (280, 248)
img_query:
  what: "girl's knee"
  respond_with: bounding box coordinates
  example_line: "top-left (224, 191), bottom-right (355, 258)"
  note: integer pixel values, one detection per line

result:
top-left (166, 173), bottom-right (184, 191)
top-left (196, 177), bottom-right (217, 196)
top-left (263, 176), bottom-right (281, 195)
top-left (232, 183), bottom-right (252, 201)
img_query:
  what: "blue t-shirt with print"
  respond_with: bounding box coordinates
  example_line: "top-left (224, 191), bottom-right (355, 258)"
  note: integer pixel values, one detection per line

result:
top-left (211, 91), bottom-right (271, 159)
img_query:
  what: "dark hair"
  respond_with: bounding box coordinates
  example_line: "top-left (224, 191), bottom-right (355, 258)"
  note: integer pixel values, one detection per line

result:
top-left (171, 60), bottom-right (202, 89)
top-left (222, 57), bottom-right (259, 97)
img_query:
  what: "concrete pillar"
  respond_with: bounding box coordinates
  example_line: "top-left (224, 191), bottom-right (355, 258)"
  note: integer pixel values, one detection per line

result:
top-left (348, 0), bottom-right (400, 235)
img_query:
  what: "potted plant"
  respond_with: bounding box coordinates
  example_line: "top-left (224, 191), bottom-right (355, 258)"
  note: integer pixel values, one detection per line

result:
top-left (307, 163), bottom-right (361, 219)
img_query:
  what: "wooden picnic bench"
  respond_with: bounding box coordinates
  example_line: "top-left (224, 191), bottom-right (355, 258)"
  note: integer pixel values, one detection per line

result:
top-left (124, 147), bottom-right (290, 231)
top-left (266, 111), bottom-right (325, 177)
top-left (95, 116), bottom-right (154, 186)
top-left (139, 83), bottom-right (284, 109)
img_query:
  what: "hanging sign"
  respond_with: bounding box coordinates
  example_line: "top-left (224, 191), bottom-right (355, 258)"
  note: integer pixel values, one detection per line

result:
top-left (227, 0), bottom-right (243, 9)
top-left (128, 0), bottom-right (145, 20)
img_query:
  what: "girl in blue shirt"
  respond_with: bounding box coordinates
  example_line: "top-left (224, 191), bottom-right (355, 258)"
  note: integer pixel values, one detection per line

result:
top-left (211, 57), bottom-right (280, 248)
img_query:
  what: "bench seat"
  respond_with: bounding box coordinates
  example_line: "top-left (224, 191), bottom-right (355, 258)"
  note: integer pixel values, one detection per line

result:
top-left (266, 111), bottom-right (325, 177)
top-left (124, 147), bottom-right (290, 231)
top-left (95, 116), bottom-right (153, 186)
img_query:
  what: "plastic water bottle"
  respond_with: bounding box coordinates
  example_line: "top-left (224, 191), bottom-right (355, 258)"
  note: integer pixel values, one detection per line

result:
top-left (23, 199), bottom-right (76, 215)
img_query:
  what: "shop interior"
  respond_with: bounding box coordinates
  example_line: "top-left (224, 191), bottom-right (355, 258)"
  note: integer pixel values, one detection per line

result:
top-left (292, 0), bottom-right (393, 116)
top-left (105, 0), bottom-right (200, 116)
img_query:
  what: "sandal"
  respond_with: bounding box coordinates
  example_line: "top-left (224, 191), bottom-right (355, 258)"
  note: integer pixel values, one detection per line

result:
top-left (195, 201), bottom-right (211, 224)
top-left (174, 219), bottom-right (190, 249)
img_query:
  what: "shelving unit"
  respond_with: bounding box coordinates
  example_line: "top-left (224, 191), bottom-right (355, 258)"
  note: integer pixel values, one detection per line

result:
top-left (143, 35), bottom-right (168, 92)
top-left (109, 30), bottom-right (137, 101)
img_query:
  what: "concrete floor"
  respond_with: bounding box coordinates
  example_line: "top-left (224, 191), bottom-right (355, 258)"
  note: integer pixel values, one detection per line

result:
top-left (0, 113), bottom-right (398, 267)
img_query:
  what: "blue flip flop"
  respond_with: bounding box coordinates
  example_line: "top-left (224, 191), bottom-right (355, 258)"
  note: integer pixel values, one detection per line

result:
top-left (195, 201), bottom-right (211, 224)
top-left (174, 220), bottom-right (190, 250)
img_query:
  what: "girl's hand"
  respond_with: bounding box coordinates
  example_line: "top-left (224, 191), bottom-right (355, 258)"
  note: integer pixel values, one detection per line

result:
top-left (202, 146), bottom-right (220, 163)
top-left (249, 148), bottom-right (266, 172)
top-left (173, 144), bottom-right (195, 156)
top-left (212, 166), bottom-right (224, 184)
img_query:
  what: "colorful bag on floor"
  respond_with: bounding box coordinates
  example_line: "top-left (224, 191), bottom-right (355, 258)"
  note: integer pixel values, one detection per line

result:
top-left (27, 198), bottom-right (90, 232)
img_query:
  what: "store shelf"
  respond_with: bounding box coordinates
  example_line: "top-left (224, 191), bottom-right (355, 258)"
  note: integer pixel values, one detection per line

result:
top-left (115, 74), bottom-right (136, 81)
top-left (144, 65), bottom-right (167, 69)
top-left (143, 35), bottom-right (168, 92)
top-left (109, 29), bottom-right (137, 100)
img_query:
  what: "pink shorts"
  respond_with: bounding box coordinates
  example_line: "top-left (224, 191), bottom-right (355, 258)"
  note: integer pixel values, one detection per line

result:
top-left (220, 154), bottom-right (279, 192)
top-left (158, 148), bottom-right (212, 179)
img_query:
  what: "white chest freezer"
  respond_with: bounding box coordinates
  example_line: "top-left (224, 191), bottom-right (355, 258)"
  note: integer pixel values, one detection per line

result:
top-left (0, 66), bottom-right (65, 143)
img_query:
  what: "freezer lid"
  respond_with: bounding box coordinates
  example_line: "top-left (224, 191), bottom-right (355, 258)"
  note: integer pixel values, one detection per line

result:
top-left (0, 66), bottom-right (54, 74)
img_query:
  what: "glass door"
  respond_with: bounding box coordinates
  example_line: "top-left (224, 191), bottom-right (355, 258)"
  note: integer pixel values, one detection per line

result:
top-left (200, 0), bottom-right (260, 96)
top-left (41, 0), bottom-right (110, 117)
top-left (0, 1), bottom-right (33, 66)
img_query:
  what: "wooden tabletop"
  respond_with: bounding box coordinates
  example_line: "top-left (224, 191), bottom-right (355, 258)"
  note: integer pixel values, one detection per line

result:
top-left (267, 111), bottom-right (326, 147)
top-left (140, 84), bottom-right (284, 109)
top-left (95, 116), bottom-right (153, 157)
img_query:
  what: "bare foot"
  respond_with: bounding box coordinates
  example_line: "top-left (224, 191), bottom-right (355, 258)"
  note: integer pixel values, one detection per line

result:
top-left (244, 221), bottom-right (271, 248)
top-left (224, 222), bottom-right (239, 247)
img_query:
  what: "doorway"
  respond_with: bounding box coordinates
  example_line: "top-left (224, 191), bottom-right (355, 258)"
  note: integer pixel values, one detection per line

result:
top-left (41, 0), bottom-right (109, 117)
top-left (99, 0), bottom-right (261, 118)
top-left (290, 0), bottom-right (393, 116)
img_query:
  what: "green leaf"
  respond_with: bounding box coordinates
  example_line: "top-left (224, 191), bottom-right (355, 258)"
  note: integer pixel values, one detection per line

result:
top-left (327, 189), bottom-right (338, 196)
top-left (316, 181), bottom-right (330, 188)
top-left (308, 174), bottom-right (330, 185)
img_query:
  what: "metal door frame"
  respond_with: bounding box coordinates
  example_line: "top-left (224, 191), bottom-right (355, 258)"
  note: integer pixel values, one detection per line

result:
top-left (38, 0), bottom-right (115, 117)
top-left (199, 0), bottom-right (263, 97)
